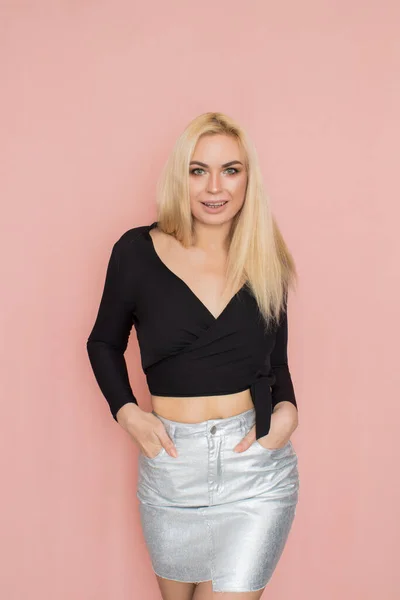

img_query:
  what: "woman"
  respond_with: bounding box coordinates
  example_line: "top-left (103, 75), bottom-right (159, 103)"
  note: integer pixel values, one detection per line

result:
top-left (87, 112), bottom-right (300, 599)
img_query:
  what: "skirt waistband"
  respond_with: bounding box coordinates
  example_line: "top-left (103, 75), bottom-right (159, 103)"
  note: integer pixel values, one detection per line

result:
top-left (152, 407), bottom-right (256, 438)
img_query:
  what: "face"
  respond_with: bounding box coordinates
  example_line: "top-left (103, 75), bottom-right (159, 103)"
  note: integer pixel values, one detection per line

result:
top-left (188, 134), bottom-right (248, 226)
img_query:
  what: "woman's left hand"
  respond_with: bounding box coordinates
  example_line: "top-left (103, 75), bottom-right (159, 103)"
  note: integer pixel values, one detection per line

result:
top-left (233, 401), bottom-right (298, 453)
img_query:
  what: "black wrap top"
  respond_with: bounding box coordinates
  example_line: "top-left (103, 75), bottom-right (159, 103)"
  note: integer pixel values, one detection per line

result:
top-left (86, 222), bottom-right (297, 439)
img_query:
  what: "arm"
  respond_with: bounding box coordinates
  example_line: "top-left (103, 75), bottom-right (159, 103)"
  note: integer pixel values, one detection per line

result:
top-left (236, 299), bottom-right (299, 451)
top-left (86, 239), bottom-right (138, 422)
top-left (270, 301), bottom-right (298, 419)
top-left (258, 300), bottom-right (298, 446)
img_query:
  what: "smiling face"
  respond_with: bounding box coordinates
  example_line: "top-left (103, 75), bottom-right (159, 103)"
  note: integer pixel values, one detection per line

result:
top-left (188, 133), bottom-right (248, 226)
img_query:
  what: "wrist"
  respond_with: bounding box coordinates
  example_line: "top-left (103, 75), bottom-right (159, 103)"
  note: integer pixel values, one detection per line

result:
top-left (270, 404), bottom-right (298, 438)
top-left (116, 402), bottom-right (142, 428)
top-left (272, 401), bottom-right (298, 425)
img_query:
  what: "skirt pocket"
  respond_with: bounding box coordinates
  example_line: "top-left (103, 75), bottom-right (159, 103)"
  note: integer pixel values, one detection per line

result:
top-left (140, 443), bottom-right (168, 462)
top-left (137, 430), bottom-right (210, 507)
top-left (140, 420), bottom-right (178, 462)
top-left (253, 439), bottom-right (292, 456)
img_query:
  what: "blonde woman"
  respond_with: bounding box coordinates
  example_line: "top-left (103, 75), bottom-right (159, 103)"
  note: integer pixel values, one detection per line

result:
top-left (87, 112), bottom-right (300, 600)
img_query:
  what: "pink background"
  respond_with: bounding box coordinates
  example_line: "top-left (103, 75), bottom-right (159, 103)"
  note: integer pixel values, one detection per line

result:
top-left (1, 2), bottom-right (399, 599)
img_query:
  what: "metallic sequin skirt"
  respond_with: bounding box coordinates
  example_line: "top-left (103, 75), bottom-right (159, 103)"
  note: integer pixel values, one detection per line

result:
top-left (136, 407), bottom-right (300, 593)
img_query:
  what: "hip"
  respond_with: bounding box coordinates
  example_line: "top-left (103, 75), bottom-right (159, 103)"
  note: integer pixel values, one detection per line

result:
top-left (137, 407), bottom-right (299, 508)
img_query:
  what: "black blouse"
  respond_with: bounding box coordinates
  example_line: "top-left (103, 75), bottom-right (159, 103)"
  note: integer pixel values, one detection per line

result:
top-left (86, 221), bottom-right (297, 440)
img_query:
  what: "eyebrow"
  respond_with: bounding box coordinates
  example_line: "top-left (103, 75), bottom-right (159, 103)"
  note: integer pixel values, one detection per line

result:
top-left (189, 160), bottom-right (243, 168)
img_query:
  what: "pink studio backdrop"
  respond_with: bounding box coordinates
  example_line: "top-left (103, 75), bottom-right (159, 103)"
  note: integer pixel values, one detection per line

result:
top-left (1, 2), bottom-right (399, 599)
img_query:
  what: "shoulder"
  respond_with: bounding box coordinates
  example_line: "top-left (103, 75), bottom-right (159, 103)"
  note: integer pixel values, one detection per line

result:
top-left (112, 224), bottom-right (152, 257)
top-left (114, 224), bottom-right (151, 250)
top-left (110, 223), bottom-right (153, 276)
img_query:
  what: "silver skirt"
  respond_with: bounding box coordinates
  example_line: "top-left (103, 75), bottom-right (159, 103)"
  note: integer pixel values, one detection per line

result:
top-left (136, 407), bottom-right (300, 593)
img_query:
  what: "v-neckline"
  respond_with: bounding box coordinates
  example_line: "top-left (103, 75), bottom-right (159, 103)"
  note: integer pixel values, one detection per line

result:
top-left (145, 221), bottom-right (245, 322)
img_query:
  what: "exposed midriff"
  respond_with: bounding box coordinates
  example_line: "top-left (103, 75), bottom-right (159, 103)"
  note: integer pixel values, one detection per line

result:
top-left (151, 388), bottom-right (254, 423)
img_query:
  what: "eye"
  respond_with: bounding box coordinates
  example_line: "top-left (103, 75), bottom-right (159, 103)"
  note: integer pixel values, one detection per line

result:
top-left (190, 167), bottom-right (240, 176)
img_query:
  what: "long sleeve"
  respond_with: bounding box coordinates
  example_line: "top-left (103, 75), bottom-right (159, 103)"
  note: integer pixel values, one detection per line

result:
top-left (86, 240), bottom-right (138, 420)
top-left (269, 302), bottom-right (298, 411)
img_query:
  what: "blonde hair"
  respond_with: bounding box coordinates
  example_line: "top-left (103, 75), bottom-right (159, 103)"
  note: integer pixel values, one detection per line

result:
top-left (155, 111), bottom-right (298, 331)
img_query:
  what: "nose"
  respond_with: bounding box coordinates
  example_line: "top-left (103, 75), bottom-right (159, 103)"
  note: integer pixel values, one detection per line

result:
top-left (206, 171), bottom-right (223, 193)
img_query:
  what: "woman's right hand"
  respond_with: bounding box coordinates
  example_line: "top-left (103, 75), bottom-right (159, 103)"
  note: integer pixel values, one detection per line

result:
top-left (116, 403), bottom-right (178, 458)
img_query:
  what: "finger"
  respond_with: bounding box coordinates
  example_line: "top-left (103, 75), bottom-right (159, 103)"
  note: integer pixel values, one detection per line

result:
top-left (156, 427), bottom-right (178, 458)
top-left (233, 426), bottom-right (256, 453)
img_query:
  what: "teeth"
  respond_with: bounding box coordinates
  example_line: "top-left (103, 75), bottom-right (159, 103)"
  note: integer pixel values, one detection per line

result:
top-left (203, 202), bottom-right (226, 207)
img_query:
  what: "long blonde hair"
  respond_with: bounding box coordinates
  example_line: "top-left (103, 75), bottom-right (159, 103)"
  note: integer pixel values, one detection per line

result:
top-left (154, 111), bottom-right (298, 331)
